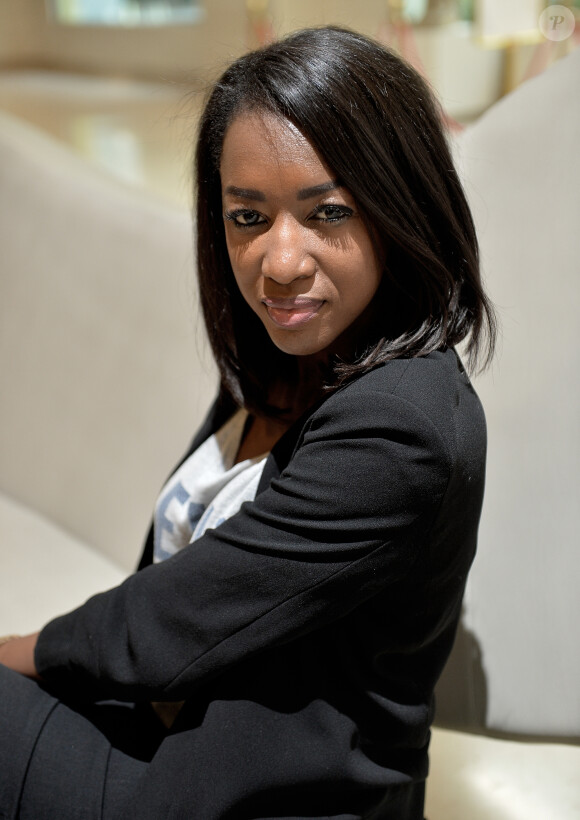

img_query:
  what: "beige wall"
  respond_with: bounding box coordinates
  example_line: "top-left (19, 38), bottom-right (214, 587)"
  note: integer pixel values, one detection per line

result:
top-left (0, 0), bottom-right (248, 82)
top-left (41, 0), bottom-right (250, 82)
top-left (0, 0), bottom-right (388, 80)
top-left (0, 0), bottom-right (45, 68)
top-left (269, 0), bottom-right (388, 38)
top-left (0, 1), bottom-right (505, 118)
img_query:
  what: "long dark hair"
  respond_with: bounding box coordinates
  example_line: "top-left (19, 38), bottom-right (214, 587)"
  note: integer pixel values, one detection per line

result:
top-left (195, 26), bottom-right (496, 414)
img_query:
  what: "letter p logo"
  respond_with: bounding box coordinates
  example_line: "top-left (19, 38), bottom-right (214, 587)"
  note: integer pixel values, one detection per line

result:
top-left (539, 5), bottom-right (576, 41)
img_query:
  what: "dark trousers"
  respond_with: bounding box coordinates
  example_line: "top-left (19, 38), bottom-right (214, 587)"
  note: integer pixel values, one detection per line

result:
top-left (0, 665), bottom-right (162, 819)
top-left (0, 665), bottom-right (427, 819)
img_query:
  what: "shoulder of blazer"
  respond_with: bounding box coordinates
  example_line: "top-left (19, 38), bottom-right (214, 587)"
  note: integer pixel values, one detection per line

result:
top-left (258, 348), bottom-right (482, 493)
top-left (328, 348), bottom-right (481, 443)
top-left (139, 351), bottom-right (478, 567)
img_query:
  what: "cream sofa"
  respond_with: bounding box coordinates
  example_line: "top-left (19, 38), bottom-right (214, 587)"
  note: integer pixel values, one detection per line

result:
top-left (427, 45), bottom-right (580, 817)
top-left (1, 47), bottom-right (579, 818)
top-left (0, 107), bottom-right (217, 633)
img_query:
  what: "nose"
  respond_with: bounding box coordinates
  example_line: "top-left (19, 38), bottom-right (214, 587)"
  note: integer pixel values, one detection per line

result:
top-left (261, 214), bottom-right (316, 284)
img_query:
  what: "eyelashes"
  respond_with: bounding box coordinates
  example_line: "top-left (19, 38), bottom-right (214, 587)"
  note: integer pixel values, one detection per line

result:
top-left (310, 204), bottom-right (353, 223)
top-left (224, 204), bottom-right (354, 230)
top-left (224, 209), bottom-right (266, 228)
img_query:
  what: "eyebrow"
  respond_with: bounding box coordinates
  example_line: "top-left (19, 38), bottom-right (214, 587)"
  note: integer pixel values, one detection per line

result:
top-left (224, 186), bottom-right (265, 202)
top-left (297, 180), bottom-right (342, 200)
top-left (223, 180), bottom-right (343, 202)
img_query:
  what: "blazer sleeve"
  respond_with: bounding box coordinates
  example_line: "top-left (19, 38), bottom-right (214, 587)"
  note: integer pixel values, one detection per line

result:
top-left (35, 381), bottom-right (452, 702)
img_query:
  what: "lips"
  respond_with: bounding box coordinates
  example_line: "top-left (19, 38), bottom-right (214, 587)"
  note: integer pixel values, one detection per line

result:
top-left (262, 298), bottom-right (325, 328)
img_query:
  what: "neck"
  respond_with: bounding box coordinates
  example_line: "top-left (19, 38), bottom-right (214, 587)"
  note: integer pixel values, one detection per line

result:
top-left (262, 354), bottom-right (330, 423)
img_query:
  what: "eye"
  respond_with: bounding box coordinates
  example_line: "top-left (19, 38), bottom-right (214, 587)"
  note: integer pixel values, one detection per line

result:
top-left (224, 209), bottom-right (266, 228)
top-left (310, 204), bottom-right (353, 223)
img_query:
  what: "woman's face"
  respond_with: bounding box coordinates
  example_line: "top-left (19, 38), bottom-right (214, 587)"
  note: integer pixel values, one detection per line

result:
top-left (220, 111), bottom-right (384, 360)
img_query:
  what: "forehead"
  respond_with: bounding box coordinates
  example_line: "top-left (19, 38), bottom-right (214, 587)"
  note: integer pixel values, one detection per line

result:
top-left (220, 111), bottom-right (330, 184)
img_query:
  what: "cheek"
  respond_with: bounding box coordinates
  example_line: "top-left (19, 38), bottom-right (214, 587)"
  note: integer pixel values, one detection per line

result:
top-left (226, 242), bottom-right (252, 290)
top-left (227, 232), bottom-right (260, 273)
top-left (340, 248), bottom-right (383, 308)
top-left (229, 256), bottom-right (262, 315)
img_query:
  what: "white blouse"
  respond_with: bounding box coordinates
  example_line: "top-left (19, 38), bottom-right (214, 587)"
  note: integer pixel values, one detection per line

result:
top-left (153, 409), bottom-right (268, 563)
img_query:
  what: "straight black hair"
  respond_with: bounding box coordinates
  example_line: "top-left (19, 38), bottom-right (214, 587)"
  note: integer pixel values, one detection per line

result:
top-left (195, 26), bottom-right (496, 414)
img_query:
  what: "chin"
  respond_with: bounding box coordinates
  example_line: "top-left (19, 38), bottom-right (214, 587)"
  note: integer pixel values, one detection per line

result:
top-left (263, 325), bottom-right (327, 358)
top-left (270, 339), bottom-right (324, 358)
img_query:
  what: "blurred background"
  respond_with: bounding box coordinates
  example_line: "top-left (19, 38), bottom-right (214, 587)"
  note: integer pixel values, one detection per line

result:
top-left (1, 6), bottom-right (579, 816)
top-left (0, 0), bottom-right (577, 208)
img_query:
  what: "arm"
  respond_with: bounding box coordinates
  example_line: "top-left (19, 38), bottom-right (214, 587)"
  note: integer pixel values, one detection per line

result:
top-left (35, 385), bottom-right (452, 702)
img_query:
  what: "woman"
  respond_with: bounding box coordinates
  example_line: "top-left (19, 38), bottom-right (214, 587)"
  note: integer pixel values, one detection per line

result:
top-left (0, 26), bottom-right (495, 820)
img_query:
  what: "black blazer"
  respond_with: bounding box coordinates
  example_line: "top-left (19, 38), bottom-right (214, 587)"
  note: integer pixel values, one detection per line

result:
top-left (35, 349), bottom-right (486, 819)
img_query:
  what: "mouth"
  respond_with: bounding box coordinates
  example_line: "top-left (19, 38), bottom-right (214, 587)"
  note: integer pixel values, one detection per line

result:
top-left (262, 298), bottom-right (325, 329)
